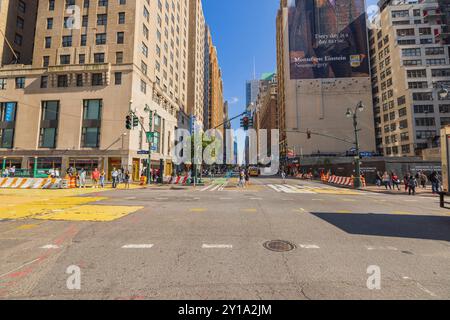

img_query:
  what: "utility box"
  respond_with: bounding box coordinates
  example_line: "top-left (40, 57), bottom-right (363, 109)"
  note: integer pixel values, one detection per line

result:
top-left (441, 126), bottom-right (450, 193)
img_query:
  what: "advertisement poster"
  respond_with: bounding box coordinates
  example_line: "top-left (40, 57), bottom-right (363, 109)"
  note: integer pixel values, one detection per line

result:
top-left (288, 0), bottom-right (369, 79)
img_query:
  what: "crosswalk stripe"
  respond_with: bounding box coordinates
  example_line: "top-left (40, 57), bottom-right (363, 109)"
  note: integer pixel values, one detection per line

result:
top-left (267, 184), bottom-right (282, 192)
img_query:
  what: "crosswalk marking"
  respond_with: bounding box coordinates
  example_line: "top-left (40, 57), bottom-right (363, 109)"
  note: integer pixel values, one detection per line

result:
top-left (265, 184), bottom-right (359, 195)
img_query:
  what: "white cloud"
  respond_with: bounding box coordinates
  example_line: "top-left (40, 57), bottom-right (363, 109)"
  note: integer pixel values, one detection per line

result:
top-left (228, 97), bottom-right (239, 104)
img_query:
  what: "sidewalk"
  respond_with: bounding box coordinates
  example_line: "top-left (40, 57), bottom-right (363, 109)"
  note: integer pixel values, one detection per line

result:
top-left (361, 185), bottom-right (439, 197)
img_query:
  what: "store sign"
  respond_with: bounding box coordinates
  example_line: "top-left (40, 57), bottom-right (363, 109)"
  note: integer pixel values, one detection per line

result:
top-left (5, 102), bottom-right (15, 122)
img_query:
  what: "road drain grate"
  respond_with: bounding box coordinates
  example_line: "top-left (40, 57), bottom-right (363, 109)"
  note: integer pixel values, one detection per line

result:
top-left (263, 240), bottom-right (296, 252)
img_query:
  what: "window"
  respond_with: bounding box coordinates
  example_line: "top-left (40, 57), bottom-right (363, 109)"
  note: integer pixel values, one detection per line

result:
top-left (414, 105), bottom-right (434, 113)
top-left (118, 12), bottom-right (125, 24)
top-left (117, 32), bottom-right (124, 44)
top-left (62, 35), bottom-right (72, 47)
top-left (39, 101), bottom-right (59, 148)
top-left (15, 77), bottom-right (25, 89)
top-left (114, 72), bottom-right (122, 85)
top-left (0, 102), bottom-right (17, 149)
top-left (57, 75), bottom-right (68, 87)
top-left (96, 33), bottom-right (107, 45)
top-left (0, 79), bottom-right (6, 90)
top-left (81, 100), bottom-right (102, 148)
top-left (60, 54), bottom-right (70, 65)
top-left (116, 51), bottom-right (123, 63)
top-left (415, 118), bottom-right (435, 126)
top-left (40, 76), bottom-right (48, 88)
top-left (92, 73), bottom-right (103, 86)
top-left (94, 53), bottom-right (105, 63)
top-left (97, 14), bottom-right (107, 26)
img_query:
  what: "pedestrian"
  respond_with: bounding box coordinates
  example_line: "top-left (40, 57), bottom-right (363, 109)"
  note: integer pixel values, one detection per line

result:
top-left (79, 168), bottom-right (87, 188)
top-left (429, 171), bottom-right (440, 194)
top-left (100, 170), bottom-right (106, 188)
top-left (403, 174), bottom-right (410, 192)
top-left (382, 172), bottom-right (391, 190)
top-left (391, 172), bottom-right (401, 191)
top-left (9, 166), bottom-right (15, 177)
top-left (238, 169), bottom-right (245, 188)
top-left (92, 167), bottom-right (100, 189)
top-left (375, 171), bottom-right (382, 187)
top-left (281, 170), bottom-right (286, 184)
top-left (124, 170), bottom-right (131, 189)
top-left (419, 172), bottom-right (427, 189)
top-left (245, 169), bottom-right (250, 187)
top-left (111, 168), bottom-right (119, 188)
top-left (408, 174), bottom-right (418, 196)
top-left (2, 167), bottom-right (9, 177)
top-left (55, 168), bottom-right (60, 178)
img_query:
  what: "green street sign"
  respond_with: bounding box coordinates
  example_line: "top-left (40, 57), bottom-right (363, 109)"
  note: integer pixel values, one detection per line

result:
top-left (146, 132), bottom-right (154, 143)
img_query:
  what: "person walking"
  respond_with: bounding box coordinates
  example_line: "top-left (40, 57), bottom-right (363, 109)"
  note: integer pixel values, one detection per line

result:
top-left (419, 171), bottom-right (428, 189)
top-left (382, 172), bottom-right (391, 190)
top-left (375, 171), bottom-right (382, 187)
top-left (79, 168), bottom-right (87, 188)
top-left (391, 172), bottom-right (401, 191)
top-left (238, 169), bottom-right (245, 188)
top-left (2, 167), bottom-right (9, 177)
top-left (100, 170), bottom-right (106, 188)
top-left (408, 174), bottom-right (418, 196)
top-left (429, 171), bottom-right (440, 194)
top-left (403, 173), bottom-right (410, 193)
top-left (245, 169), bottom-right (250, 187)
top-left (281, 170), bottom-right (287, 184)
top-left (111, 168), bottom-right (119, 188)
top-left (124, 170), bottom-right (131, 189)
top-left (92, 168), bottom-right (100, 189)
top-left (9, 166), bottom-right (15, 177)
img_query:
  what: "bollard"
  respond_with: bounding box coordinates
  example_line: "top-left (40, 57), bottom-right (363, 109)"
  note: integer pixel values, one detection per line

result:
top-left (439, 192), bottom-right (445, 208)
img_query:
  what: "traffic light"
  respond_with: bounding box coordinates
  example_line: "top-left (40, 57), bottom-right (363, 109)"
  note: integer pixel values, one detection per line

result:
top-left (307, 129), bottom-right (312, 139)
top-left (126, 115), bottom-right (132, 130)
top-left (133, 116), bottom-right (139, 128)
top-left (241, 116), bottom-right (249, 130)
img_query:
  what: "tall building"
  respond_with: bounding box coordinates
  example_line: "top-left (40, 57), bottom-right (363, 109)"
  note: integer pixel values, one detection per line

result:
top-left (256, 74), bottom-right (278, 155)
top-left (370, 0), bottom-right (450, 157)
top-left (0, 0), bottom-right (38, 66)
top-left (203, 25), bottom-right (211, 130)
top-left (276, 0), bottom-right (375, 159)
top-left (0, 0), bottom-right (193, 179)
top-left (207, 36), bottom-right (224, 132)
top-left (246, 79), bottom-right (260, 108)
top-left (187, 0), bottom-right (206, 128)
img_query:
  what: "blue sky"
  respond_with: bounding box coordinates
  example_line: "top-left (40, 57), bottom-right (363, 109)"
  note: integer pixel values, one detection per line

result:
top-left (203, 0), bottom-right (379, 129)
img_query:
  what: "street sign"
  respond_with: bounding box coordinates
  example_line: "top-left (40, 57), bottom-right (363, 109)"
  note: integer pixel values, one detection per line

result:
top-left (151, 146), bottom-right (157, 151)
top-left (138, 150), bottom-right (149, 155)
top-left (146, 132), bottom-right (155, 143)
top-left (359, 152), bottom-right (374, 158)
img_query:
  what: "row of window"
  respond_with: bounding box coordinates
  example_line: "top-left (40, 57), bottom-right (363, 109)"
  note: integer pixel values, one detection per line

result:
top-left (0, 72), bottom-right (122, 90)
top-left (45, 31), bottom-right (125, 49)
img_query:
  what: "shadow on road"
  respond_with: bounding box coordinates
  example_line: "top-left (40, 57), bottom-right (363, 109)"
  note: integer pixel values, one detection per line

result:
top-left (311, 212), bottom-right (450, 242)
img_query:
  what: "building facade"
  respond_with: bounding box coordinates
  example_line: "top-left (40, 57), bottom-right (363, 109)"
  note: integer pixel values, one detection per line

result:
top-left (0, 0), bottom-right (194, 180)
top-left (256, 74), bottom-right (279, 155)
top-left (245, 79), bottom-right (260, 109)
top-left (187, 0), bottom-right (205, 127)
top-left (370, 0), bottom-right (450, 157)
top-left (276, 0), bottom-right (375, 160)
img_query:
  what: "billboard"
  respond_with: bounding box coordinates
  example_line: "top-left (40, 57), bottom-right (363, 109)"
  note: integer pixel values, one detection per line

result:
top-left (288, 0), bottom-right (369, 79)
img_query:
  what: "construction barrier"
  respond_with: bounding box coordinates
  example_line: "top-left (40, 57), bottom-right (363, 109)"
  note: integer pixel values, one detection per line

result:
top-left (0, 177), bottom-right (63, 189)
top-left (327, 175), bottom-right (367, 188)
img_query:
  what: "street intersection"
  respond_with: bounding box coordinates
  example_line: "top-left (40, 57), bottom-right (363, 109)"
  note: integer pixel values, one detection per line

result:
top-left (0, 177), bottom-right (449, 299)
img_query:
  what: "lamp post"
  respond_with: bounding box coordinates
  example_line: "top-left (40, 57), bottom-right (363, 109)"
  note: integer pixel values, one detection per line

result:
top-left (144, 105), bottom-right (156, 185)
top-left (2, 157), bottom-right (6, 171)
top-left (345, 101), bottom-right (365, 189)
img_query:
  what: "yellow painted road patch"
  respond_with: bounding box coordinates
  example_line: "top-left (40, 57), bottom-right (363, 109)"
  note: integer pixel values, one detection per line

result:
top-left (336, 210), bottom-right (352, 214)
top-left (34, 205), bottom-right (143, 222)
top-left (242, 208), bottom-right (257, 213)
top-left (189, 208), bottom-right (207, 213)
top-left (16, 224), bottom-right (40, 230)
top-left (0, 197), bottom-right (107, 220)
top-left (392, 211), bottom-right (413, 215)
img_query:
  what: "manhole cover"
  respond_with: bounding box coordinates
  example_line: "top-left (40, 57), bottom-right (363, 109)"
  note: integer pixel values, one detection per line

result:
top-left (263, 240), bottom-right (296, 252)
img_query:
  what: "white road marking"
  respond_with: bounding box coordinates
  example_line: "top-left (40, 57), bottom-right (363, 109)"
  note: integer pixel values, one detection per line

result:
top-left (404, 200), bottom-right (419, 202)
top-left (201, 185), bottom-right (214, 192)
top-left (40, 244), bottom-right (61, 249)
top-left (122, 244), bottom-right (154, 249)
top-left (155, 197), bottom-right (169, 200)
top-left (210, 184), bottom-right (221, 192)
top-left (299, 244), bottom-right (320, 249)
top-left (219, 197), bottom-right (232, 200)
top-left (0, 258), bottom-right (41, 279)
top-left (250, 197), bottom-right (263, 200)
top-left (267, 184), bottom-right (282, 192)
top-left (401, 275), bottom-right (438, 297)
top-left (202, 244), bottom-right (233, 249)
top-left (125, 197), bottom-right (137, 200)
top-left (366, 246), bottom-right (398, 251)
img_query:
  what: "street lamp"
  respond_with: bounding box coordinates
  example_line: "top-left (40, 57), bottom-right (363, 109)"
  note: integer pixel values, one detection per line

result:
top-left (144, 105), bottom-right (156, 185)
top-left (346, 101), bottom-right (365, 189)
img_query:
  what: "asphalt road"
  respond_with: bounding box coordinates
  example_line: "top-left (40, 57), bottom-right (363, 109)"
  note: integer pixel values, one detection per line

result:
top-left (1, 177), bottom-right (449, 300)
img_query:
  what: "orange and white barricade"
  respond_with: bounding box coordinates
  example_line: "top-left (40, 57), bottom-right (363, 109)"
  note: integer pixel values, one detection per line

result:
top-left (0, 177), bottom-right (63, 189)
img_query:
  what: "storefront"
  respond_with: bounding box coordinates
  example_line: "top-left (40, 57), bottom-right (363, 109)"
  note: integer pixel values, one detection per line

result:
top-left (68, 158), bottom-right (100, 175)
